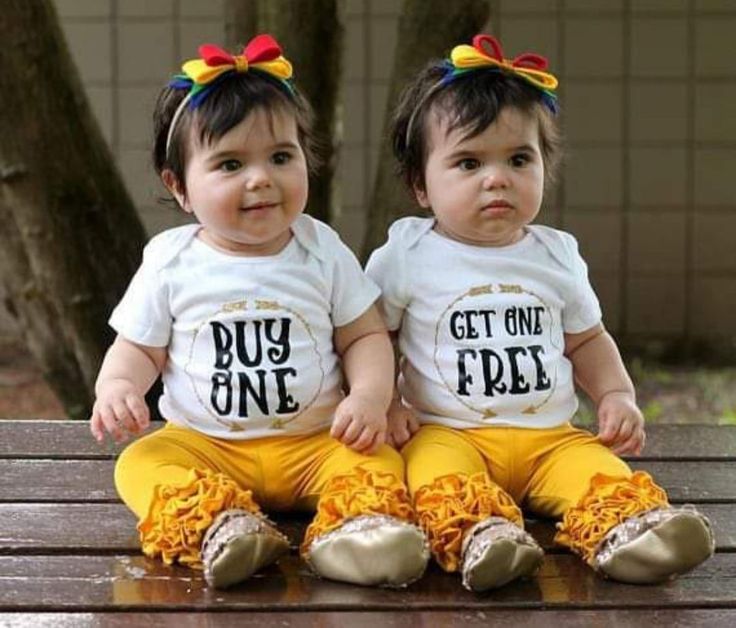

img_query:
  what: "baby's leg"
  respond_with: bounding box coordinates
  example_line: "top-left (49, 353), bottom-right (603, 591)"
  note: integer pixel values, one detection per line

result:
top-left (114, 424), bottom-right (288, 587)
top-left (404, 425), bottom-right (542, 591)
top-left (526, 424), bottom-right (714, 583)
top-left (289, 431), bottom-right (428, 587)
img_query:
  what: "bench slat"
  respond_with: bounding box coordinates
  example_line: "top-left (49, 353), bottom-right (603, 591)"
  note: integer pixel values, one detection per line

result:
top-left (0, 503), bottom-right (733, 553)
top-left (1, 421), bottom-right (735, 460)
top-left (1, 459), bottom-right (733, 503)
top-left (3, 610), bottom-right (736, 628)
top-left (0, 554), bottom-right (734, 612)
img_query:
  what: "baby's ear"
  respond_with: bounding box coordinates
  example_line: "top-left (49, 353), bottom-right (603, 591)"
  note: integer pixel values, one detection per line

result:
top-left (161, 169), bottom-right (189, 212)
top-left (413, 182), bottom-right (429, 208)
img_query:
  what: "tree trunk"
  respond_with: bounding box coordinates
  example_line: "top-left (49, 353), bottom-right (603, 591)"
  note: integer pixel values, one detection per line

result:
top-left (361, 0), bottom-right (491, 259)
top-left (0, 0), bottom-right (147, 419)
top-left (225, 0), bottom-right (344, 225)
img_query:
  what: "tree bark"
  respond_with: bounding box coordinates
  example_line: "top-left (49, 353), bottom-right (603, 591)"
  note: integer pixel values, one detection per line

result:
top-left (0, 0), bottom-right (147, 419)
top-left (361, 0), bottom-right (491, 259)
top-left (225, 0), bottom-right (344, 225)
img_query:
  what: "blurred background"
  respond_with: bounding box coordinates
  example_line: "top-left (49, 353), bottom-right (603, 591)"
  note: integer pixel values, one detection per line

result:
top-left (1, 0), bottom-right (735, 420)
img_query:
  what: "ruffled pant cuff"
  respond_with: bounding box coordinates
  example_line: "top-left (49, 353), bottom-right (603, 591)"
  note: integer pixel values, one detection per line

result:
top-left (554, 471), bottom-right (669, 565)
top-left (301, 466), bottom-right (415, 555)
top-left (138, 468), bottom-right (261, 568)
top-left (413, 472), bottom-right (524, 572)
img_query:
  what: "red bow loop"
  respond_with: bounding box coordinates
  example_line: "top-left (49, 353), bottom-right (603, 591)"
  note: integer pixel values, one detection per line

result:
top-left (199, 44), bottom-right (235, 67)
top-left (243, 34), bottom-right (283, 64)
top-left (511, 53), bottom-right (549, 71)
top-left (473, 34), bottom-right (504, 62)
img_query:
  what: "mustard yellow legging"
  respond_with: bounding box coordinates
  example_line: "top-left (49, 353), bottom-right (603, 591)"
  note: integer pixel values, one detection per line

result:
top-left (403, 423), bottom-right (668, 571)
top-left (115, 423), bottom-right (412, 567)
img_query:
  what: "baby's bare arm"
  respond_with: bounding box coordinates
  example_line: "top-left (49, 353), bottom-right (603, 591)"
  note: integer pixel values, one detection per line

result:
top-left (566, 324), bottom-right (645, 455)
top-left (330, 304), bottom-right (394, 453)
top-left (90, 336), bottom-right (167, 443)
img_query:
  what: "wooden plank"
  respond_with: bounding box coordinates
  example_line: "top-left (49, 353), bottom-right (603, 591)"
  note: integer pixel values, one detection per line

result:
top-left (0, 554), bottom-right (733, 612)
top-left (1, 610), bottom-right (736, 628)
top-left (0, 503), bottom-right (733, 554)
top-left (1, 458), bottom-right (734, 503)
top-left (1, 421), bottom-right (735, 461)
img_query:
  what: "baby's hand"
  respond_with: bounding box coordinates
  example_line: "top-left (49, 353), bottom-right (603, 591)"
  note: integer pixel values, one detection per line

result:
top-left (597, 391), bottom-right (646, 456)
top-left (90, 379), bottom-right (150, 444)
top-left (386, 397), bottom-right (420, 449)
top-left (330, 391), bottom-right (387, 455)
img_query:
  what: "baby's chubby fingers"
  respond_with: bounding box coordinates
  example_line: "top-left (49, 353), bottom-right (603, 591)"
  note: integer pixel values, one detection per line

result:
top-left (126, 394), bottom-right (150, 431)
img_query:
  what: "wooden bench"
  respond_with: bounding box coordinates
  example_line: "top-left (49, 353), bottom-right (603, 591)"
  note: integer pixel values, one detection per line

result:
top-left (1, 420), bottom-right (735, 626)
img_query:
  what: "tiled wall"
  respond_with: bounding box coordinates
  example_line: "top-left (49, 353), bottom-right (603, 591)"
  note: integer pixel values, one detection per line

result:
top-left (2, 0), bottom-right (734, 346)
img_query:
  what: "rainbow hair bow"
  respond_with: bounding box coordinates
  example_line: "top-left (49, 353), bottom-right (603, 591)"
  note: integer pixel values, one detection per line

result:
top-left (170, 34), bottom-right (294, 108)
top-left (165, 34), bottom-right (294, 155)
top-left (444, 34), bottom-right (558, 112)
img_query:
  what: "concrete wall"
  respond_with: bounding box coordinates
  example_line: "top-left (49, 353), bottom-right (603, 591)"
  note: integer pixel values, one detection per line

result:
top-left (1, 0), bottom-right (734, 350)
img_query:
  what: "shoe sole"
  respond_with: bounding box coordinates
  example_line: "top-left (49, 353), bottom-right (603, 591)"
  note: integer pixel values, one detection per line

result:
top-left (307, 524), bottom-right (428, 587)
top-left (464, 539), bottom-right (544, 592)
top-left (599, 512), bottom-right (714, 584)
top-left (208, 533), bottom-right (289, 589)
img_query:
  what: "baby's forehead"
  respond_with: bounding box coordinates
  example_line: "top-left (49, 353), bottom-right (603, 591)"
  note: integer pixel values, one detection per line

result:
top-left (189, 105), bottom-right (298, 149)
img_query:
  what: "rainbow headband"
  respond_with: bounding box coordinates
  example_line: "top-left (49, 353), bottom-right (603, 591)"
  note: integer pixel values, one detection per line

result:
top-left (165, 34), bottom-right (293, 157)
top-left (405, 34), bottom-right (559, 146)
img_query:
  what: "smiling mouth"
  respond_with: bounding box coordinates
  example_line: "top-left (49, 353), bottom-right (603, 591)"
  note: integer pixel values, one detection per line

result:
top-left (241, 202), bottom-right (277, 211)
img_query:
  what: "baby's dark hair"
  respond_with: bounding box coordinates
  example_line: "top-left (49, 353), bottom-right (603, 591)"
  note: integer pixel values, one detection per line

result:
top-left (153, 71), bottom-right (320, 196)
top-left (392, 61), bottom-right (562, 192)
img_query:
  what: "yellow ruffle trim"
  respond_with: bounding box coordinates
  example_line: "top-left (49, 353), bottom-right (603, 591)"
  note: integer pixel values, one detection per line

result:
top-left (555, 471), bottom-right (669, 564)
top-left (301, 467), bottom-right (415, 554)
top-left (138, 468), bottom-right (261, 568)
top-left (413, 472), bottom-right (523, 572)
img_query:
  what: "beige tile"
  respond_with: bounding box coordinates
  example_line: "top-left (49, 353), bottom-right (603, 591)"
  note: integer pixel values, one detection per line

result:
top-left (118, 86), bottom-right (158, 147)
top-left (565, 0), bottom-right (622, 11)
top-left (589, 274), bottom-right (621, 332)
top-left (695, 84), bottom-right (736, 142)
top-left (631, 18), bottom-right (687, 77)
top-left (628, 82), bottom-right (687, 142)
top-left (369, 83), bottom-right (390, 146)
top-left (369, 0), bottom-right (402, 15)
top-left (55, 0), bottom-right (111, 18)
top-left (564, 211), bottom-right (622, 273)
top-left (118, 0), bottom-right (173, 17)
top-left (696, 0), bottom-right (736, 10)
top-left (179, 0), bottom-right (225, 18)
top-left (563, 82), bottom-right (622, 143)
top-left (500, 18), bottom-right (560, 68)
top-left (499, 0), bottom-right (557, 13)
top-left (118, 148), bottom-right (164, 208)
top-left (693, 213), bottom-right (736, 272)
top-left (338, 146), bottom-right (368, 207)
top-left (628, 211), bottom-right (686, 273)
top-left (85, 86), bottom-right (114, 147)
top-left (565, 18), bottom-right (623, 77)
top-left (343, 83), bottom-right (367, 144)
top-left (118, 22), bottom-right (174, 83)
top-left (370, 16), bottom-right (398, 81)
top-left (626, 278), bottom-right (685, 335)
top-left (564, 147), bottom-right (623, 207)
top-left (691, 277), bottom-right (736, 336)
top-left (140, 204), bottom-right (195, 237)
top-left (346, 0), bottom-right (365, 17)
top-left (694, 149), bottom-right (736, 205)
top-left (345, 15), bottom-right (366, 81)
top-left (178, 21), bottom-right (226, 59)
top-left (629, 148), bottom-right (687, 207)
top-left (333, 207), bottom-right (367, 252)
top-left (632, 0), bottom-right (687, 11)
top-left (695, 18), bottom-right (736, 76)
top-left (62, 22), bottom-right (112, 83)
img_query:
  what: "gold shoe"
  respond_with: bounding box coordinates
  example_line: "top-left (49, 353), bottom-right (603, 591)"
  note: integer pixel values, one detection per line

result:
top-left (593, 506), bottom-right (715, 584)
top-left (461, 517), bottom-right (544, 592)
top-left (305, 514), bottom-right (430, 587)
top-left (201, 509), bottom-right (290, 589)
